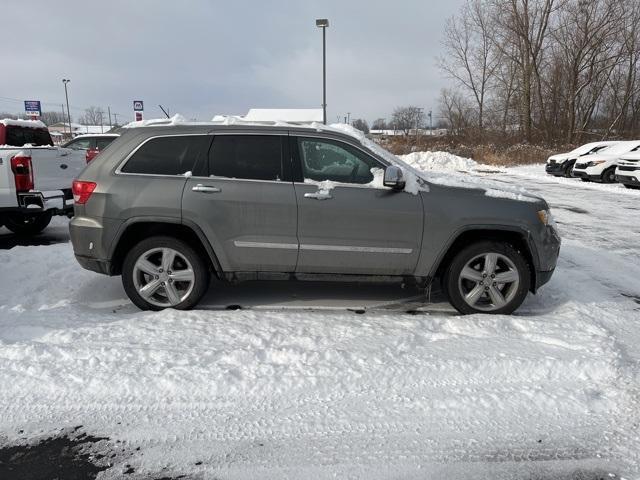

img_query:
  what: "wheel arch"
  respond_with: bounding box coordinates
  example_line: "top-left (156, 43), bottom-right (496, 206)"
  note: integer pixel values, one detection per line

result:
top-left (109, 217), bottom-right (223, 278)
top-left (431, 226), bottom-right (539, 293)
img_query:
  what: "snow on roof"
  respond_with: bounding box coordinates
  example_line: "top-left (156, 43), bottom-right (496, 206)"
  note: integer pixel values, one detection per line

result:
top-left (243, 108), bottom-right (324, 123)
top-left (0, 118), bottom-right (47, 129)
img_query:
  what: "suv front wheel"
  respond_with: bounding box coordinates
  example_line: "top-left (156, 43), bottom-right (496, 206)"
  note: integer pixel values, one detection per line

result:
top-left (444, 241), bottom-right (531, 315)
top-left (122, 236), bottom-right (210, 310)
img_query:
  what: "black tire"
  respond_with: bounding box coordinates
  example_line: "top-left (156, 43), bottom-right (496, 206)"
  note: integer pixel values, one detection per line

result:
top-left (601, 167), bottom-right (616, 184)
top-left (623, 184), bottom-right (640, 190)
top-left (563, 162), bottom-right (574, 178)
top-left (443, 241), bottom-right (531, 315)
top-left (3, 211), bottom-right (52, 235)
top-left (122, 236), bottom-right (210, 311)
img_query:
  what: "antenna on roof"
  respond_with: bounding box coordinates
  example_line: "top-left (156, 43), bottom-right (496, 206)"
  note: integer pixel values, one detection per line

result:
top-left (158, 105), bottom-right (170, 118)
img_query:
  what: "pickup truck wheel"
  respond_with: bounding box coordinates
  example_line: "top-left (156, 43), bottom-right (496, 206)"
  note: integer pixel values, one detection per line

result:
top-left (122, 236), bottom-right (210, 311)
top-left (3, 212), bottom-right (52, 235)
top-left (444, 241), bottom-right (530, 315)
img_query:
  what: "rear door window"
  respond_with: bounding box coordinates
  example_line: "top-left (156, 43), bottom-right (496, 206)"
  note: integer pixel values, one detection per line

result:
top-left (208, 135), bottom-right (283, 181)
top-left (121, 135), bottom-right (211, 175)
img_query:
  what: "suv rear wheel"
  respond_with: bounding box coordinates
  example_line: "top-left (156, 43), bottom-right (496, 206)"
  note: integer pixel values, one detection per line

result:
top-left (122, 236), bottom-right (210, 310)
top-left (444, 241), bottom-right (531, 315)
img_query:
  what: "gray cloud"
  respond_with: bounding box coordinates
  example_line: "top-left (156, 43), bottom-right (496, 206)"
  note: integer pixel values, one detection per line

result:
top-left (1, 0), bottom-right (463, 123)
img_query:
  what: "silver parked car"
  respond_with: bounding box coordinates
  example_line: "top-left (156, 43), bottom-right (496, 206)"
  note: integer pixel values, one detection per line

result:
top-left (69, 123), bottom-right (560, 314)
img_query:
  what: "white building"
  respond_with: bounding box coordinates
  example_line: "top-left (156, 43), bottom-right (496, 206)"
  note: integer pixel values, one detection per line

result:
top-left (242, 109), bottom-right (324, 124)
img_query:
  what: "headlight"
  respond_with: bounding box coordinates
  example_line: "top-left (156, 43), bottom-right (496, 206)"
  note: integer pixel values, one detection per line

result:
top-left (537, 209), bottom-right (556, 229)
top-left (587, 160), bottom-right (606, 167)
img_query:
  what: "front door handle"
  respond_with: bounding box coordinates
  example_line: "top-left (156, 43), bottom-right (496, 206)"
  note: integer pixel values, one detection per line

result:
top-left (192, 184), bottom-right (221, 193)
top-left (304, 191), bottom-right (333, 200)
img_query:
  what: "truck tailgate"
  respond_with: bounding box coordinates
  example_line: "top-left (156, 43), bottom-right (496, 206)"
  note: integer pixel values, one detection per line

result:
top-left (29, 147), bottom-right (86, 191)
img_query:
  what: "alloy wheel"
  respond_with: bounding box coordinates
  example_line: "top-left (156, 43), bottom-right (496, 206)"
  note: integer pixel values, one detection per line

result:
top-left (132, 247), bottom-right (195, 308)
top-left (457, 252), bottom-right (520, 312)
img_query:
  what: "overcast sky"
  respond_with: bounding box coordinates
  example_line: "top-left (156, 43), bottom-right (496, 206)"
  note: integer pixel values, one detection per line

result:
top-left (1, 0), bottom-right (464, 124)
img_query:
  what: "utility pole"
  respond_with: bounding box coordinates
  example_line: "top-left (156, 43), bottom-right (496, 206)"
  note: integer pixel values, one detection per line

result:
top-left (113, 113), bottom-right (120, 126)
top-left (98, 109), bottom-right (104, 133)
top-left (62, 79), bottom-right (72, 137)
top-left (347, 112), bottom-right (351, 124)
top-left (316, 19), bottom-right (329, 124)
top-left (108, 106), bottom-right (112, 129)
top-left (416, 107), bottom-right (424, 143)
top-left (428, 110), bottom-right (433, 135)
top-left (61, 104), bottom-right (67, 136)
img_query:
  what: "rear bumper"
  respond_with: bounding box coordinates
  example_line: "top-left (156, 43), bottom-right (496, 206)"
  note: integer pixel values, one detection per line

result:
top-left (75, 254), bottom-right (114, 275)
top-left (0, 190), bottom-right (74, 217)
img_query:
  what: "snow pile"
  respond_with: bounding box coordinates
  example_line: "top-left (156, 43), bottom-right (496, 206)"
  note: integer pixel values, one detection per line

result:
top-left (0, 118), bottom-right (47, 129)
top-left (0, 234), bottom-right (638, 478)
top-left (122, 114), bottom-right (189, 129)
top-left (399, 151), bottom-right (478, 172)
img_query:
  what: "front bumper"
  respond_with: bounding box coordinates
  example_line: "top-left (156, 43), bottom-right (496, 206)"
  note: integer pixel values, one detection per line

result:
top-left (571, 170), bottom-right (601, 181)
top-left (535, 268), bottom-right (555, 290)
top-left (545, 162), bottom-right (570, 176)
top-left (616, 174), bottom-right (640, 186)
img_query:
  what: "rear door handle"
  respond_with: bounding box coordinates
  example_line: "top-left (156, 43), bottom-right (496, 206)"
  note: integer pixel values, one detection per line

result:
top-left (192, 184), bottom-right (221, 193)
top-left (304, 192), bottom-right (332, 200)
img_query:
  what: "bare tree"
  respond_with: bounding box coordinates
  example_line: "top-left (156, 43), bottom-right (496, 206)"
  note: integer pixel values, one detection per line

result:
top-left (553, 0), bottom-right (625, 142)
top-left (371, 118), bottom-right (387, 130)
top-left (391, 106), bottom-right (425, 135)
top-left (491, 0), bottom-right (558, 141)
top-left (439, 0), bottom-right (501, 129)
top-left (79, 106), bottom-right (104, 125)
top-left (40, 111), bottom-right (67, 125)
top-left (351, 118), bottom-right (370, 134)
top-left (438, 89), bottom-right (474, 136)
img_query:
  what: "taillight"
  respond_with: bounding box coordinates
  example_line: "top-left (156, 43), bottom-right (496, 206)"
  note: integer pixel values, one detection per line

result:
top-left (10, 155), bottom-right (34, 192)
top-left (85, 148), bottom-right (99, 163)
top-left (72, 180), bottom-right (97, 204)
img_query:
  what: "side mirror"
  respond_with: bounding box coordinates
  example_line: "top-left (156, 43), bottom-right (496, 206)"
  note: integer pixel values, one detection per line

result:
top-left (383, 165), bottom-right (405, 190)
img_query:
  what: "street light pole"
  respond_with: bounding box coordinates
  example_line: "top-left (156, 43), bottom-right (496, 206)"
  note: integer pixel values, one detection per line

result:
top-left (316, 19), bottom-right (329, 125)
top-left (62, 79), bottom-right (72, 138)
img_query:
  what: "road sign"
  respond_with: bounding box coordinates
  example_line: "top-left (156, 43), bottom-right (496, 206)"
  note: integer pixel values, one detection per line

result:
top-left (133, 100), bottom-right (144, 111)
top-left (24, 100), bottom-right (41, 116)
top-left (135, 112), bottom-right (143, 121)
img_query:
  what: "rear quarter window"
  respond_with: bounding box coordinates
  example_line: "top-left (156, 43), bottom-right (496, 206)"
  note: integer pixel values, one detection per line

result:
top-left (121, 135), bottom-right (210, 175)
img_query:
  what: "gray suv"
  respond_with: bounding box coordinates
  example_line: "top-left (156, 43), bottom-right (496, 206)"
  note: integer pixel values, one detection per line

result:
top-left (69, 123), bottom-right (560, 314)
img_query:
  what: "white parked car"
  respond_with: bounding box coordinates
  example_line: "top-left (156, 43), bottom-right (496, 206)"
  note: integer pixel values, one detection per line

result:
top-left (545, 141), bottom-right (619, 177)
top-left (615, 151), bottom-right (640, 189)
top-left (572, 140), bottom-right (640, 183)
top-left (0, 119), bottom-right (85, 235)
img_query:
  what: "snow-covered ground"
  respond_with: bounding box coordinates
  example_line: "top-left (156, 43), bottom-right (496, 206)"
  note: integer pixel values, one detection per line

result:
top-left (0, 157), bottom-right (639, 479)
